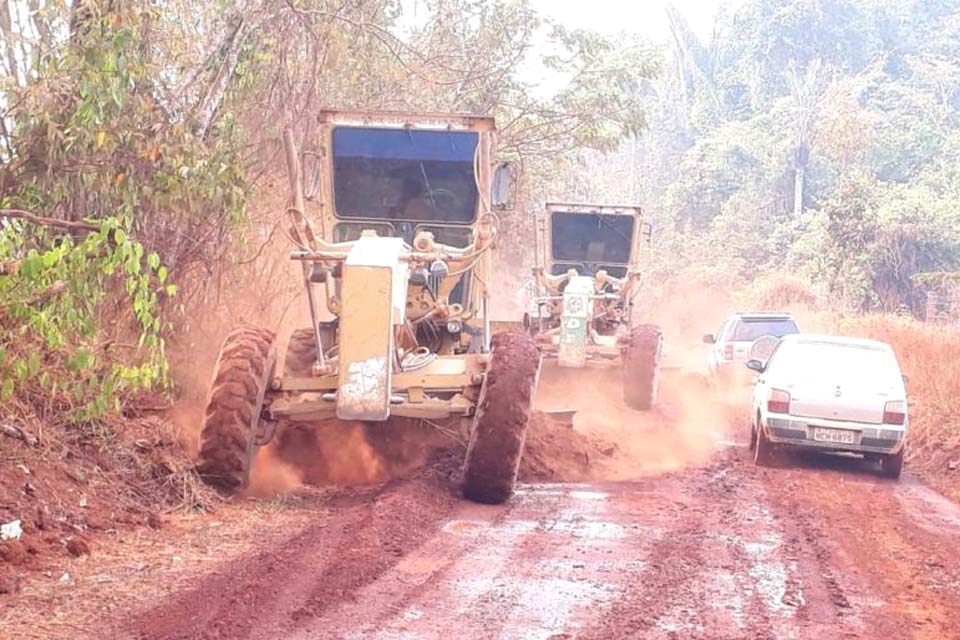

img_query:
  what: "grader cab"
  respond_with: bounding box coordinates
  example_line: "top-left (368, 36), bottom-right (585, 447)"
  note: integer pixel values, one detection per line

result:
top-left (528, 203), bottom-right (662, 410)
top-left (196, 110), bottom-right (539, 504)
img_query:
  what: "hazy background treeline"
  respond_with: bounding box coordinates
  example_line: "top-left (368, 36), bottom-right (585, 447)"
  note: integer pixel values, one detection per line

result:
top-left (1, 0), bottom-right (958, 418)
top-left (571, 0), bottom-right (960, 314)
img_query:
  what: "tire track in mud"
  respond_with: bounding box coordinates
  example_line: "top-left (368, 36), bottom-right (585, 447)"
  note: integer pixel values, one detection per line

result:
top-left (761, 459), bottom-right (960, 640)
top-left (574, 449), bottom-right (801, 640)
top-left (119, 430), bottom-right (960, 640)
top-left (126, 455), bottom-right (463, 640)
top-left (295, 482), bottom-right (672, 639)
top-left (283, 495), bottom-right (525, 639)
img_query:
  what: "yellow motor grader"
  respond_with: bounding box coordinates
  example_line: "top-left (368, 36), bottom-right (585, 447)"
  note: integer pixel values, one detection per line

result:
top-left (528, 202), bottom-right (662, 410)
top-left (196, 110), bottom-right (539, 504)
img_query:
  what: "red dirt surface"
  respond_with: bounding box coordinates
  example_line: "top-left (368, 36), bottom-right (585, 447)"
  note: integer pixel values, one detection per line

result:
top-left (4, 407), bottom-right (960, 639)
top-left (518, 412), bottom-right (617, 482)
top-left (126, 450), bottom-right (463, 640)
top-left (0, 413), bottom-right (207, 595)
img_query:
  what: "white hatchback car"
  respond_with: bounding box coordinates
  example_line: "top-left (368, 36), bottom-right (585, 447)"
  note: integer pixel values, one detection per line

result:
top-left (748, 334), bottom-right (908, 478)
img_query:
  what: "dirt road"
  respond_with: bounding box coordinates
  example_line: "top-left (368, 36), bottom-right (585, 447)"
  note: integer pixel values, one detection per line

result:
top-left (5, 410), bottom-right (960, 639)
top-left (103, 431), bottom-right (956, 639)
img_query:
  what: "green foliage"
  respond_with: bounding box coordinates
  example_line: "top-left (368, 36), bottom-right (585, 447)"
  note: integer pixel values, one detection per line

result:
top-left (0, 217), bottom-right (170, 419)
top-left (7, 2), bottom-right (247, 263)
top-left (1, 1), bottom-right (248, 421)
top-left (581, 0), bottom-right (960, 313)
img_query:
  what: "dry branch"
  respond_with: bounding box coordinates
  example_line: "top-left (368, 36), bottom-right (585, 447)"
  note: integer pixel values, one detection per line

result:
top-left (1, 281), bottom-right (67, 309)
top-left (0, 258), bottom-right (20, 275)
top-left (0, 209), bottom-right (98, 232)
top-left (0, 422), bottom-right (40, 446)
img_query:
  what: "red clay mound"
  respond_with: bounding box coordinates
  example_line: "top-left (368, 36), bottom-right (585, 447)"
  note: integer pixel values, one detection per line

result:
top-left (0, 411), bottom-right (215, 591)
top-left (519, 412), bottom-right (619, 482)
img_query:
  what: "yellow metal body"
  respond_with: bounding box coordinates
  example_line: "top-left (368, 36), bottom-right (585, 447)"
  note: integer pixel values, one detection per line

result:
top-left (531, 202), bottom-right (646, 368)
top-left (268, 109), bottom-right (504, 425)
top-left (336, 234), bottom-right (408, 420)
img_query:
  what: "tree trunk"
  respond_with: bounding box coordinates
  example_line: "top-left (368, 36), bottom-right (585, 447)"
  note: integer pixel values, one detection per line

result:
top-left (0, 0), bottom-right (20, 84)
top-left (793, 141), bottom-right (809, 216)
top-left (793, 164), bottom-right (805, 216)
top-left (194, 13), bottom-right (250, 139)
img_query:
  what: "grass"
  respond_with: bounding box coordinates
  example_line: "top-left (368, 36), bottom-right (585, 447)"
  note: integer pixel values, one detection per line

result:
top-left (840, 315), bottom-right (960, 492)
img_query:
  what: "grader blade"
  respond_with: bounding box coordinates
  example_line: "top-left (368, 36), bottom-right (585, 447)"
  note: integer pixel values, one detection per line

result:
top-left (543, 409), bottom-right (577, 426)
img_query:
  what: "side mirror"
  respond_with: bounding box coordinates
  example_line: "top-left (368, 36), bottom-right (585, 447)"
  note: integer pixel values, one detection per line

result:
top-left (491, 162), bottom-right (513, 209)
top-left (746, 359), bottom-right (765, 373)
top-left (642, 221), bottom-right (653, 245)
top-left (703, 334), bottom-right (715, 344)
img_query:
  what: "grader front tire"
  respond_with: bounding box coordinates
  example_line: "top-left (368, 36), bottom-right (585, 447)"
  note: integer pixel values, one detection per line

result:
top-left (283, 323), bottom-right (337, 377)
top-left (196, 326), bottom-right (276, 492)
top-left (622, 324), bottom-right (663, 411)
top-left (462, 331), bottom-right (540, 504)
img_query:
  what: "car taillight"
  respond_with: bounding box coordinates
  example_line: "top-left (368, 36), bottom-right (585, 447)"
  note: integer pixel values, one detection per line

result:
top-left (767, 388), bottom-right (791, 414)
top-left (883, 400), bottom-right (906, 425)
top-left (723, 344), bottom-right (734, 360)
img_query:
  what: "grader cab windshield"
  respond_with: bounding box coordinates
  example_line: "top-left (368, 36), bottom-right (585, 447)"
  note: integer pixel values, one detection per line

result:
top-left (549, 211), bottom-right (634, 277)
top-left (332, 127), bottom-right (480, 224)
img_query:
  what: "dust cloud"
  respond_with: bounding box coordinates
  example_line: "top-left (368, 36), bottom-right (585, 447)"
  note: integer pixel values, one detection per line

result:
top-left (530, 275), bottom-right (755, 480)
top-left (269, 419), bottom-right (451, 490)
top-left (247, 445), bottom-right (304, 496)
top-left (534, 363), bottom-right (748, 481)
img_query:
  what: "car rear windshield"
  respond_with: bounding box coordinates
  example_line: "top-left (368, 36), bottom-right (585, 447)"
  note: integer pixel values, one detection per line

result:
top-left (777, 342), bottom-right (901, 385)
top-left (332, 127), bottom-right (479, 223)
top-left (732, 318), bottom-right (798, 341)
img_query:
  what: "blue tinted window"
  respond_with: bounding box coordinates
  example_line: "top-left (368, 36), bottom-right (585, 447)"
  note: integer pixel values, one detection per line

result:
top-left (332, 127), bottom-right (479, 222)
top-left (551, 212), bottom-right (635, 264)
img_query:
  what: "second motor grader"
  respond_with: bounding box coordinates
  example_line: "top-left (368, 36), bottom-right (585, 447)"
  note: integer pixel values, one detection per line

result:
top-left (196, 110), bottom-right (539, 504)
top-left (527, 202), bottom-right (662, 410)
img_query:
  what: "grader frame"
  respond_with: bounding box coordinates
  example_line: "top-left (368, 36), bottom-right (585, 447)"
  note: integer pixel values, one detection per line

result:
top-left (197, 109), bottom-right (539, 504)
top-left (528, 202), bottom-right (662, 410)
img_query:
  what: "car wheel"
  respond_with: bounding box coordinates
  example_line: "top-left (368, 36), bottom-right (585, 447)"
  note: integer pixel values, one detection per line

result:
top-left (749, 423), bottom-right (757, 451)
top-left (754, 423), bottom-right (775, 467)
top-left (880, 447), bottom-right (905, 480)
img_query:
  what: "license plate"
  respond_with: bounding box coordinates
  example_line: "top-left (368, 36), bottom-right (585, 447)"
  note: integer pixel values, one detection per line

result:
top-left (812, 428), bottom-right (856, 445)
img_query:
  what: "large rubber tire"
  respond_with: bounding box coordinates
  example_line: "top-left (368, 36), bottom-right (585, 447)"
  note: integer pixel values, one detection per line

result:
top-left (197, 326), bottom-right (276, 492)
top-left (881, 447), bottom-right (905, 479)
top-left (283, 323), bottom-right (337, 377)
top-left (622, 324), bottom-right (663, 411)
top-left (462, 331), bottom-right (540, 504)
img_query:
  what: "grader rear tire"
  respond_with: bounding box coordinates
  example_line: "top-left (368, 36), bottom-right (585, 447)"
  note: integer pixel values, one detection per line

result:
top-left (283, 323), bottom-right (337, 377)
top-left (462, 331), bottom-right (540, 504)
top-left (196, 326), bottom-right (276, 492)
top-left (622, 324), bottom-right (663, 411)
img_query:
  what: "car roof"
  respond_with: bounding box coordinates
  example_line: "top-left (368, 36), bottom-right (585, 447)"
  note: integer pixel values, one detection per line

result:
top-left (779, 333), bottom-right (893, 351)
top-left (729, 312), bottom-right (795, 320)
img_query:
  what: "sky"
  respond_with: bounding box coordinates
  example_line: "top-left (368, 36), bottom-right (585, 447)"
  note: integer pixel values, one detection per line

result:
top-left (399, 0), bottom-right (742, 97)
top-left (528, 0), bottom-right (741, 42)
top-left (521, 0), bottom-right (741, 96)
